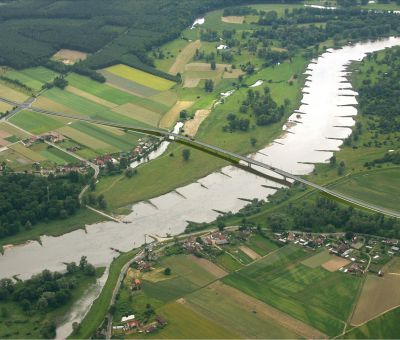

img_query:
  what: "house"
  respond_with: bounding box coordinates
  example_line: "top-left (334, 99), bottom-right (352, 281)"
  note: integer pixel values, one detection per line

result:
top-left (391, 246), bottom-right (399, 252)
top-left (214, 233), bottom-right (229, 245)
top-left (121, 315), bottom-right (135, 323)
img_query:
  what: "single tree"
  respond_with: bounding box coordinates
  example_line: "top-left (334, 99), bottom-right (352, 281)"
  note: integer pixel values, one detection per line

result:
top-left (182, 149), bottom-right (191, 161)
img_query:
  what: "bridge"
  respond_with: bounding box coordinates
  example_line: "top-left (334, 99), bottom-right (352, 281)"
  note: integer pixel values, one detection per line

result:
top-left (2, 96), bottom-right (400, 219)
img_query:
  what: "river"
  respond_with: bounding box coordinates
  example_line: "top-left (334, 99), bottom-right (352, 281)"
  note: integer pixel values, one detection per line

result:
top-left (1, 37), bottom-right (400, 338)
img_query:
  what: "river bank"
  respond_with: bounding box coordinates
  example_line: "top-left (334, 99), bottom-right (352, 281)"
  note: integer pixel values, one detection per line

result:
top-left (1, 37), bottom-right (400, 338)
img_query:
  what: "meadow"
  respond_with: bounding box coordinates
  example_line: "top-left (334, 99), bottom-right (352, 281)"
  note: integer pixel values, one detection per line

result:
top-left (332, 168), bottom-right (400, 212)
top-left (222, 245), bottom-right (362, 336)
top-left (3, 66), bottom-right (59, 92)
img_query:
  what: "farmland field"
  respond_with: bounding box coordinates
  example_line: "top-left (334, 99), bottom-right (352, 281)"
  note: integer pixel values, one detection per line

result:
top-left (70, 121), bottom-right (139, 152)
top-left (9, 142), bottom-right (46, 162)
top-left (113, 102), bottom-right (161, 126)
top-left (131, 302), bottom-right (237, 339)
top-left (222, 245), bottom-right (362, 336)
top-left (9, 110), bottom-right (64, 134)
top-left (301, 249), bottom-right (333, 268)
top-left (159, 101), bottom-right (193, 129)
top-left (246, 234), bottom-right (280, 256)
top-left (161, 255), bottom-right (217, 287)
top-left (351, 273), bottom-right (400, 325)
top-left (100, 70), bottom-right (161, 97)
top-left (104, 64), bottom-right (175, 91)
top-left (3, 66), bottom-right (58, 91)
top-left (0, 82), bottom-right (29, 102)
top-left (30, 143), bottom-right (78, 164)
top-left (57, 125), bottom-right (113, 153)
top-left (0, 101), bottom-right (13, 113)
top-left (66, 73), bottom-right (141, 105)
top-left (185, 282), bottom-right (311, 339)
top-left (345, 306), bottom-right (400, 339)
top-left (215, 253), bottom-right (242, 272)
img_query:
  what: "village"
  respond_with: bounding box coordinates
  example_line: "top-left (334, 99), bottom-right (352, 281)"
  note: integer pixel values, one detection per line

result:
top-left (1, 129), bottom-right (162, 176)
top-left (272, 230), bottom-right (400, 276)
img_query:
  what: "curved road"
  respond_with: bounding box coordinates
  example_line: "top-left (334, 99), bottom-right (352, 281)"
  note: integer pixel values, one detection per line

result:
top-left (5, 102), bottom-right (400, 219)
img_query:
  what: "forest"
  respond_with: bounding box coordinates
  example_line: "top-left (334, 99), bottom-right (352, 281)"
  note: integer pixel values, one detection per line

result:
top-left (0, 0), bottom-right (301, 75)
top-left (0, 172), bottom-right (87, 239)
top-left (357, 47), bottom-right (400, 133)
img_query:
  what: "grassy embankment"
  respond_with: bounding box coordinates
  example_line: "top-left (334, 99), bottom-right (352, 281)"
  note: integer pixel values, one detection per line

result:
top-left (71, 248), bottom-right (141, 339)
top-left (0, 208), bottom-right (106, 251)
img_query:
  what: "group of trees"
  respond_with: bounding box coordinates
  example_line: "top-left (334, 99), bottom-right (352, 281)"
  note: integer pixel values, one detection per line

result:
top-left (0, 257), bottom-right (95, 338)
top-left (0, 172), bottom-right (86, 239)
top-left (267, 196), bottom-right (400, 238)
top-left (223, 87), bottom-right (288, 133)
top-left (247, 8), bottom-right (400, 60)
top-left (357, 47), bottom-right (400, 133)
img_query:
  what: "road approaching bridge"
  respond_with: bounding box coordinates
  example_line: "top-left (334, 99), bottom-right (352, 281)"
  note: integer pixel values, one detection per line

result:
top-left (4, 99), bottom-right (400, 219)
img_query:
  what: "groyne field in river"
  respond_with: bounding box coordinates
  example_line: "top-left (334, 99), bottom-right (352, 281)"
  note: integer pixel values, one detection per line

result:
top-left (0, 1), bottom-right (400, 338)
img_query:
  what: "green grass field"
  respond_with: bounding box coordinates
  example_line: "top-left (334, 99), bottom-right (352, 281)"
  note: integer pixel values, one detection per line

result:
top-left (332, 168), bottom-right (400, 212)
top-left (133, 302), bottom-right (237, 339)
top-left (4, 67), bottom-right (58, 91)
top-left (222, 245), bottom-right (361, 336)
top-left (246, 234), bottom-right (280, 256)
top-left (70, 121), bottom-right (139, 152)
top-left (344, 307), bottom-right (400, 339)
top-left (215, 253), bottom-right (243, 272)
top-left (9, 110), bottom-right (64, 134)
top-left (104, 64), bottom-right (175, 91)
top-left (30, 142), bottom-right (78, 164)
top-left (185, 284), bottom-right (300, 339)
top-left (66, 73), bottom-right (145, 106)
top-left (161, 255), bottom-right (216, 287)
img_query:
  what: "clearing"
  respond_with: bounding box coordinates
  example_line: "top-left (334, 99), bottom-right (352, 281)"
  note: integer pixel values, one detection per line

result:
top-left (351, 273), bottom-right (400, 326)
top-left (169, 40), bottom-right (202, 75)
top-left (104, 64), bottom-right (175, 91)
top-left (159, 101), bottom-right (193, 129)
top-left (52, 49), bottom-right (88, 65)
top-left (221, 16), bottom-right (245, 24)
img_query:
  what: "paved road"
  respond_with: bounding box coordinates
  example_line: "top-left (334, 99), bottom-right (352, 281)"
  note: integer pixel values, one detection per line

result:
top-left (0, 96), bottom-right (36, 121)
top-left (3, 100), bottom-right (399, 219)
